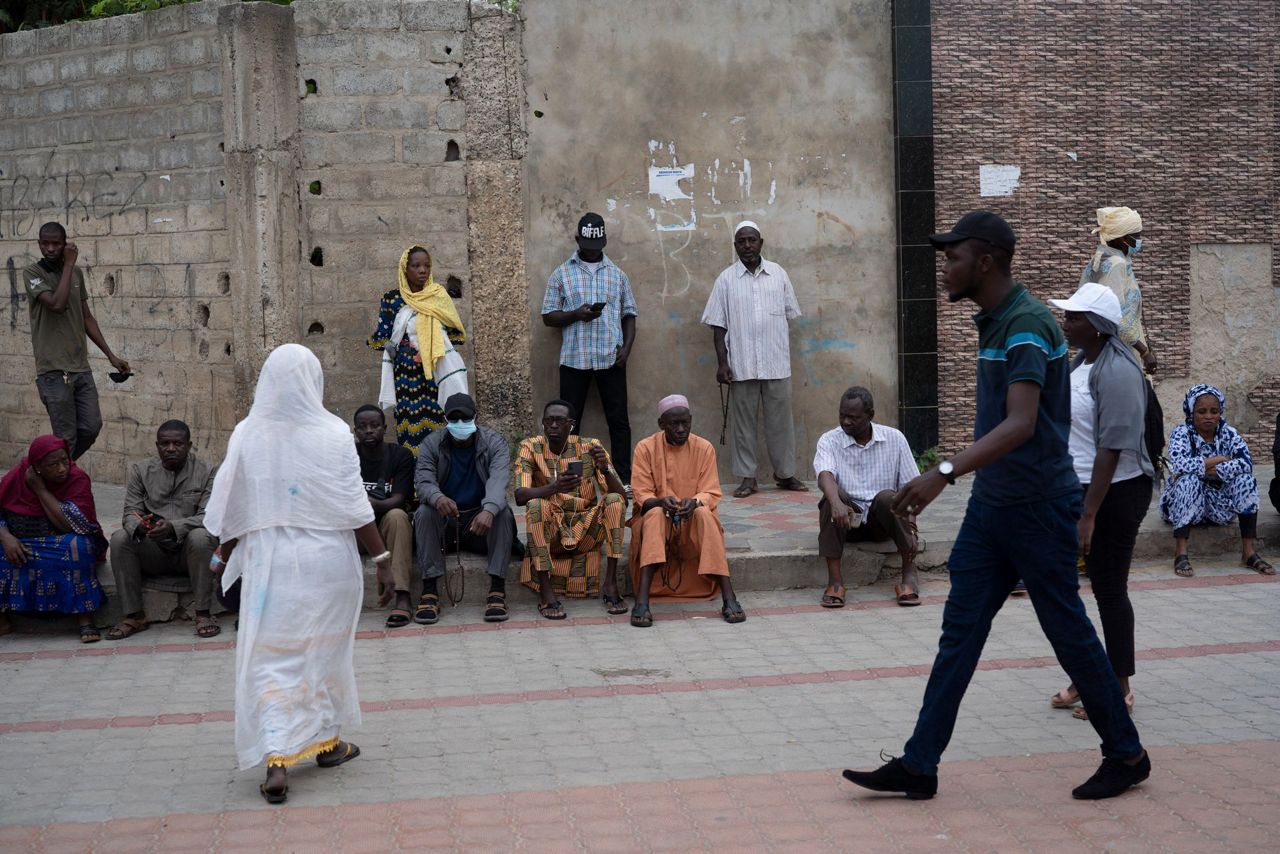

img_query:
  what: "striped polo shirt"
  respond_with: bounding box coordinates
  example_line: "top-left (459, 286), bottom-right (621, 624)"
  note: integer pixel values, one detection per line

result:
top-left (972, 283), bottom-right (1079, 506)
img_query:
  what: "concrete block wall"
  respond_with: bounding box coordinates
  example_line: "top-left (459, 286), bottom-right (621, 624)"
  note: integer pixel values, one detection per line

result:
top-left (931, 0), bottom-right (1279, 457)
top-left (292, 0), bottom-right (476, 425)
top-left (0, 0), bottom-right (238, 481)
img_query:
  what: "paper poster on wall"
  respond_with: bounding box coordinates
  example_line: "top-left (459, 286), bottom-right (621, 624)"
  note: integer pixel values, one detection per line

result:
top-left (979, 164), bottom-right (1020, 197)
top-left (648, 165), bottom-right (694, 201)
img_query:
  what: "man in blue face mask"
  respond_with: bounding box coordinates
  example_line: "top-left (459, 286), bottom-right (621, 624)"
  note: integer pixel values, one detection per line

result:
top-left (412, 393), bottom-right (517, 624)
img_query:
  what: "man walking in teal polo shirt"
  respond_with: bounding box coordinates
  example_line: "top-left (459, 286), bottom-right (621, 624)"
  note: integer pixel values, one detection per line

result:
top-left (842, 211), bottom-right (1148, 801)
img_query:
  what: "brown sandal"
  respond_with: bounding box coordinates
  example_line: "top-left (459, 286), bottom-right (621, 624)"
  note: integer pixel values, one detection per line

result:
top-left (894, 583), bottom-right (921, 607)
top-left (195, 617), bottom-right (221, 638)
top-left (105, 619), bottom-right (149, 641)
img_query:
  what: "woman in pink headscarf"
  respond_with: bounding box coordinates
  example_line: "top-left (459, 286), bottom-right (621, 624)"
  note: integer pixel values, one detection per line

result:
top-left (0, 435), bottom-right (107, 642)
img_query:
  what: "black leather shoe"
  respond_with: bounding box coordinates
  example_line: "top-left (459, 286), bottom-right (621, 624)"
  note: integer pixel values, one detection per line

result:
top-left (842, 754), bottom-right (937, 800)
top-left (1071, 752), bottom-right (1150, 799)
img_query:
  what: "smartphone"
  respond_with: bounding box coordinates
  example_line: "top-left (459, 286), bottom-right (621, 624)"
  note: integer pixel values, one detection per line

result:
top-left (590, 301), bottom-right (606, 312)
top-left (566, 460), bottom-right (584, 477)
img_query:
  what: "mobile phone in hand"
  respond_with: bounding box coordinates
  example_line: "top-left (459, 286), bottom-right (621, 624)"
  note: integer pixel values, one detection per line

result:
top-left (590, 301), bottom-right (606, 312)
top-left (566, 460), bottom-right (584, 477)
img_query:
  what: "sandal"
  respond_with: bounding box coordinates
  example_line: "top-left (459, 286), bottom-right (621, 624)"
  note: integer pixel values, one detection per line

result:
top-left (630, 603), bottom-right (653, 628)
top-left (316, 741), bottom-right (361, 768)
top-left (259, 782), bottom-right (288, 804)
top-left (1050, 686), bottom-right (1080, 709)
top-left (894, 583), bottom-right (921, 607)
top-left (1174, 554), bottom-right (1194, 578)
top-left (1073, 693), bottom-right (1135, 721)
top-left (195, 618), bottom-right (221, 639)
top-left (721, 600), bottom-right (746, 624)
top-left (820, 584), bottom-right (847, 609)
top-left (1244, 553), bottom-right (1275, 575)
top-left (105, 618), bottom-right (149, 641)
top-left (601, 593), bottom-right (628, 615)
top-left (78, 624), bottom-right (101, 644)
top-left (484, 592), bottom-right (509, 623)
top-left (538, 600), bottom-right (566, 621)
top-left (774, 476), bottom-right (809, 492)
top-left (733, 481), bottom-right (758, 498)
top-left (384, 608), bottom-right (412, 628)
top-left (414, 594), bottom-right (440, 625)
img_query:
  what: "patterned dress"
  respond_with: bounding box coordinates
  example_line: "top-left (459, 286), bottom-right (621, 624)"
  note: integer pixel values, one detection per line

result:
top-left (368, 289), bottom-right (465, 455)
top-left (0, 501), bottom-right (106, 614)
top-left (517, 435), bottom-right (626, 598)
top-left (1159, 384), bottom-right (1259, 530)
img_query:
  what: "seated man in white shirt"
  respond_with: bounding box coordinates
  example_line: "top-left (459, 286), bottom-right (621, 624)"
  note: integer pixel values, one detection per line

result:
top-left (814, 387), bottom-right (922, 607)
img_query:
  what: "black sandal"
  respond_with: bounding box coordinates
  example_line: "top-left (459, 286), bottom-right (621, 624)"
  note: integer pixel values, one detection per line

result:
top-left (79, 624), bottom-right (101, 643)
top-left (721, 600), bottom-right (746, 624)
top-left (1245, 553), bottom-right (1275, 575)
top-left (538, 600), bottom-right (566, 621)
top-left (602, 593), bottom-right (628, 615)
top-left (259, 782), bottom-right (287, 804)
top-left (630, 603), bottom-right (653, 628)
top-left (316, 741), bottom-right (360, 768)
top-left (414, 594), bottom-right (440, 625)
top-left (484, 592), bottom-right (509, 622)
top-left (1174, 555), bottom-right (1194, 578)
top-left (385, 608), bottom-right (412, 628)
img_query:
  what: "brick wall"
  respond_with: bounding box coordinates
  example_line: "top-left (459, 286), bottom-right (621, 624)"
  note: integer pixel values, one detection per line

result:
top-left (931, 0), bottom-right (1278, 457)
top-left (292, 0), bottom-right (474, 425)
top-left (0, 0), bottom-right (234, 482)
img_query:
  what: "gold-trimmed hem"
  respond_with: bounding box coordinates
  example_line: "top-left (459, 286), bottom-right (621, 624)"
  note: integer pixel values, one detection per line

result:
top-left (266, 735), bottom-right (340, 768)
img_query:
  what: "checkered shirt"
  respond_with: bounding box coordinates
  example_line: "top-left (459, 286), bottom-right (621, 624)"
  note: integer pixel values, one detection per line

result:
top-left (541, 253), bottom-right (638, 370)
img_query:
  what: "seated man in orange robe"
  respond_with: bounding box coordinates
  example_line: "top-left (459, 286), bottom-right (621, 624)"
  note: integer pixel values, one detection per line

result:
top-left (627, 394), bottom-right (746, 627)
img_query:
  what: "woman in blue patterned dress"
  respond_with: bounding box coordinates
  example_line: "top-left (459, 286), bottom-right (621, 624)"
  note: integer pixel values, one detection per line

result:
top-left (0, 434), bottom-right (107, 642)
top-left (1160, 384), bottom-right (1273, 577)
top-left (368, 245), bottom-right (468, 455)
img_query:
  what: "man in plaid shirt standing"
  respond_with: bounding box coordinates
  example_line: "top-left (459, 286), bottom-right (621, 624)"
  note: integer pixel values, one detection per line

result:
top-left (542, 213), bottom-right (638, 490)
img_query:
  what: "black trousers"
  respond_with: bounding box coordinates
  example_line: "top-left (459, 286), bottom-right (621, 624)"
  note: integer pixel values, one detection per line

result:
top-left (1082, 474), bottom-right (1153, 679)
top-left (559, 363), bottom-right (632, 483)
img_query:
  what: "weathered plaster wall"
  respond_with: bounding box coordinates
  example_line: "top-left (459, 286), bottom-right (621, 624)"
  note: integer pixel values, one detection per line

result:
top-left (522, 0), bottom-right (898, 478)
top-left (1187, 244), bottom-right (1278, 456)
top-left (0, 0), bottom-right (236, 482)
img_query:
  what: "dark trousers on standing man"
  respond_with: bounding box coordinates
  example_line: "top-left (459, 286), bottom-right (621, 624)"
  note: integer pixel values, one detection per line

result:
top-left (559, 363), bottom-right (631, 483)
top-left (901, 492), bottom-right (1142, 775)
top-left (36, 370), bottom-right (102, 460)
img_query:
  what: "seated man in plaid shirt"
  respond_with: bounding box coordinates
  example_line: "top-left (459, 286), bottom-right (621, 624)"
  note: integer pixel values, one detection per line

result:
top-left (813, 387), bottom-right (922, 608)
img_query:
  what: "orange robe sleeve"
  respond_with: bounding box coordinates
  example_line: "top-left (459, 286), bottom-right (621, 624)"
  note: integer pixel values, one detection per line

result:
top-left (631, 433), bottom-right (660, 509)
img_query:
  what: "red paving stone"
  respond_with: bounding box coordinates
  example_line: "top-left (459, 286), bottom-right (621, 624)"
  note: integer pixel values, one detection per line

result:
top-left (3, 636), bottom-right (1278, 736)
top-left (15, 739), bottom-right (1222, 852)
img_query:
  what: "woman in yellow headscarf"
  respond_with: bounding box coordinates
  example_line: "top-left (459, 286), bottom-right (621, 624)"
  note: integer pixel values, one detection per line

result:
top-left (367, 246), bottom-right (468, 453)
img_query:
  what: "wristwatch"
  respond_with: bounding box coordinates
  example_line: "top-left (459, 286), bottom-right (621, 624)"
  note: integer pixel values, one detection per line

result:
top-left (938, 460), bottom-right (957, 485)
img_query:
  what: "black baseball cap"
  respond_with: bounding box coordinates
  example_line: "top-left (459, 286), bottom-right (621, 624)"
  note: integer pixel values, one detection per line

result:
top-left (442, 392), bottom-right (476, 420)
top-left (576, 212), bottom-right (607, 249)
top-left (929, 211), bottom-right (1016, 253)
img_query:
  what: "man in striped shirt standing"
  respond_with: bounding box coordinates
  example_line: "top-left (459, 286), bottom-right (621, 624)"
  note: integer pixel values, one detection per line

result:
top-left (542, 213), bottom-right (639, 490)
top-left (813, 386), bottom-right (922, 608)
top-left (701, 221), bottom-right (807, 498)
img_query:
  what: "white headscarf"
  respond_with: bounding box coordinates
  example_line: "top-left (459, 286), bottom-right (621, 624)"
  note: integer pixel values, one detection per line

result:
top-left (205, 344), bottom-right (374, 547)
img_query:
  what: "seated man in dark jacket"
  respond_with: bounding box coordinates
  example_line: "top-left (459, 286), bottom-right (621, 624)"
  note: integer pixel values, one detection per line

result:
top-left (1271, 411), bottom-right (1279, 515)
top-left (413, 393), bottom-right (516, 625)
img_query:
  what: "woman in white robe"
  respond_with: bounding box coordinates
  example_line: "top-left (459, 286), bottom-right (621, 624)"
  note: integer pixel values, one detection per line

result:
top-left (205, 343), bottom-right (394, 804)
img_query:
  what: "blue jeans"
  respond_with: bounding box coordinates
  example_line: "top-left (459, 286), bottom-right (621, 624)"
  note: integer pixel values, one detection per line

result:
top-left (902, 493), bottom-right (1142, 775)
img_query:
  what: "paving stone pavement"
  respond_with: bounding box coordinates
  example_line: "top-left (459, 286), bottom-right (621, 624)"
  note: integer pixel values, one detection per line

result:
top-left (1, 549), bottom-right (1277, 851)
